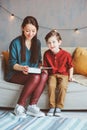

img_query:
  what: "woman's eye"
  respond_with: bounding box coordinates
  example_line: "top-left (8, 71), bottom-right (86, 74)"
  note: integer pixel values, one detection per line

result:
top-left (25, 30), bottom-right (29, 33)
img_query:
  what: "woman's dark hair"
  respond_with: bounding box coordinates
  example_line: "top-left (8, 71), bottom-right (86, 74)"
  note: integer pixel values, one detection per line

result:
top-left (21, 16), bottom-right (39, 63)
top-left (45, 29), bottom-right (62, 42)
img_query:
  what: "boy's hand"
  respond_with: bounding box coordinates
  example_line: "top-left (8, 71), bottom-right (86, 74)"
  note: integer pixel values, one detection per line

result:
top-left (68, 77), bottom-right (75, 82)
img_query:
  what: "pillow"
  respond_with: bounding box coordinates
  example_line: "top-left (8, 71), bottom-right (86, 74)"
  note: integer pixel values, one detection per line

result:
top-left (72, 47), bottom-right (87, 76)
top-left (2, 51), bottom-right (9, 75)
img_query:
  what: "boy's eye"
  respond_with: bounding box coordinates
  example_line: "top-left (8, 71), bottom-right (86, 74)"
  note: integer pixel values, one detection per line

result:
top-left (53, 41), bottom-right (55, 43)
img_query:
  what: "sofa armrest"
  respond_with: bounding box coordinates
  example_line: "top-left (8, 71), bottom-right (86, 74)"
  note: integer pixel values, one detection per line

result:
top-left (0, 54), bottom-right (4, 80)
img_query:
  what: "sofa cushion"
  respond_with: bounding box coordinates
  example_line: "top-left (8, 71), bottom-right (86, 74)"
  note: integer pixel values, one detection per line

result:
top-left (2, 51), bottom-right (9, 75)
top-left (72, 47), bottom-right (87, 76)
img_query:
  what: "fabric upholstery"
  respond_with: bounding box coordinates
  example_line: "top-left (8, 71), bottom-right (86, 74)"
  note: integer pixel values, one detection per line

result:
top-left (72, 47), bottom-right (87, 76)
top-left (2, 51), bottom-right (9, 75)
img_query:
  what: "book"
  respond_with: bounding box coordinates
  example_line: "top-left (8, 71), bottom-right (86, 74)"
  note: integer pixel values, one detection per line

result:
top-left (28, 67), bottom-right (52, 74)
top-left (28, 67), bottom-right (41, 74)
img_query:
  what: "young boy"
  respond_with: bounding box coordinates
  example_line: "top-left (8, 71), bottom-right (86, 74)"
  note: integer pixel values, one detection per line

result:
top-left (43, 30), bottom-right (74, 116)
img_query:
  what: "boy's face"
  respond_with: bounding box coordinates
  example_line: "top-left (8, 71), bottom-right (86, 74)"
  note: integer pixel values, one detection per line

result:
top-left (46, 35), bottom-right (61, 53)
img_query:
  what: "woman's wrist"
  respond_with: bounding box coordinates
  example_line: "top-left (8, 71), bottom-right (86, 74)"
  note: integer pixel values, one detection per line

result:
top-left (13, 64), bottom-right (24, 71)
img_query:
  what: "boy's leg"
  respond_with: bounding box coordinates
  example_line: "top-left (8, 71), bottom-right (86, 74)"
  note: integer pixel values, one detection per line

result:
top-left (48, 75), bottom-right (57, 108)
top-left (56, 74), bottom-right (68, 109)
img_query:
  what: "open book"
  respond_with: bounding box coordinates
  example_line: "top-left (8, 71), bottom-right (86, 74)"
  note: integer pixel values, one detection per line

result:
top-left (28, 67), bottom-right (52, 74)
top-left (28, 67), bottom-right (41, 74)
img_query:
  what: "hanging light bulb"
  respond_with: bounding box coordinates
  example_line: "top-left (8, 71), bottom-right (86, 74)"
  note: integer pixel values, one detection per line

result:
top-left (74, 28), bottom-right (80, 34)
top-left (10, 14), bottom-right (15, 20)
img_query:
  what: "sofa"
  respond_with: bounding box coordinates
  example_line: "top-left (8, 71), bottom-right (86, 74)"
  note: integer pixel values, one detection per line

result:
top-left (0, 47), bottom-right (87, 110)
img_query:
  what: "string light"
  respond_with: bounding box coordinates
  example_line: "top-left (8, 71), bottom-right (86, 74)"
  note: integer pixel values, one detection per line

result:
top-left (74, 28), bottom-right (80, 34)
top-left (10, 14), bottom-right (15, 20)
top-left (0, 5), bottom-right (87, 32)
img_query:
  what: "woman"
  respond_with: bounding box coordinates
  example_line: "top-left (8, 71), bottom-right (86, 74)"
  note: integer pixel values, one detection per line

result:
top-left (6, 16), bottom-right (48, 118)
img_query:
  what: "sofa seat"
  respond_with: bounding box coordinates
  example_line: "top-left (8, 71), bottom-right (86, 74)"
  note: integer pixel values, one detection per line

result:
top-left (63, 82), bottom-right (87, 110)
top-left (0, 79), bottom-right (87, 110)
top-left (37, 81), bottom-right (87, 110)
top-left (0, 80), bottom-right (23, 108)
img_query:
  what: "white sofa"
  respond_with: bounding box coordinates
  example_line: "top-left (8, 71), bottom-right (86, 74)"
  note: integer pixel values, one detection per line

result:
top-left (0, 47), bottom-right (87, 110)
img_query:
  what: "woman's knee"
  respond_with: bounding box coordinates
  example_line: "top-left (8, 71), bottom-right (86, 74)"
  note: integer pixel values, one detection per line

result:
top-left (41, 71), bottom-right (48, 80)
top-left (30, 74), bottom-right (40, 83)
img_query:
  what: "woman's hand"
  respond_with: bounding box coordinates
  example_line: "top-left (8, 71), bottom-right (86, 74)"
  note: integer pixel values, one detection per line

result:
top-left (22, 66), bottom-right (29, 75)
top-left (39, 66), bottom-right (48, 74)
top-left (13, 64), bottom-right (29, 75)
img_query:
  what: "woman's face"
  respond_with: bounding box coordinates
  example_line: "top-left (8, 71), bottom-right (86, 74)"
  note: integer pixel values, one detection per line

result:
top-left (22, 23), bottom-right (37, 40)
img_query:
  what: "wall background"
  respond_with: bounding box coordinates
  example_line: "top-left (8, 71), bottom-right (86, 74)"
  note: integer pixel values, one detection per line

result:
top-left (0, 0), bottom-right (87, 53)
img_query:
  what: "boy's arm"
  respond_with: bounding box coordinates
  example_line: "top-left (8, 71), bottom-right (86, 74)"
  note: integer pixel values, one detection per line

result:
top-left (68, 67), bottom-right (74, 81)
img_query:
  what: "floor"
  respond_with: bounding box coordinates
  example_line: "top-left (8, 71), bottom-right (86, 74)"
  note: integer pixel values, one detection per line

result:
top-left (0, 110), bottom-right (87, 130)
top-left (44, 110), bottom-right (87, 119)
top-left (1, 108), bottom-right (87, 119)
top-left (61, 111), bottom-right (87, 119)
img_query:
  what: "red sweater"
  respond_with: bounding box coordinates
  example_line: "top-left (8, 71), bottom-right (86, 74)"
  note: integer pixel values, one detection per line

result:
top-left (43, 48), bottom-right (73, 75)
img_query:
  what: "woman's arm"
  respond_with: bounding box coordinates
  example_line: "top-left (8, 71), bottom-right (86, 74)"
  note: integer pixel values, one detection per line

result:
top-left (13, 64), bottom-right (28, 75)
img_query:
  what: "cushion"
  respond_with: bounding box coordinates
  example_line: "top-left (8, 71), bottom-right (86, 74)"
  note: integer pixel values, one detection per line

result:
top-left (2, 51), bottom-right (9, 75)
top-left (72, 47), bottom-right (87, 76)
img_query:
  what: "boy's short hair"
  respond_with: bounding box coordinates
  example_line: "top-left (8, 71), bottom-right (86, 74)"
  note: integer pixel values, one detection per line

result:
top-left (45, 29), bottom-right (62, 42)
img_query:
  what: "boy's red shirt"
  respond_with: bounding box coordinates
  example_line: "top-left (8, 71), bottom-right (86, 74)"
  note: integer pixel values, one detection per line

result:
top-left (43, 48), bottom-right (74, 75)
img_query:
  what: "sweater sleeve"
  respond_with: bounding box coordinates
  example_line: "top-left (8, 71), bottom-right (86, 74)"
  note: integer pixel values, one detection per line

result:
top-left (9, 39), bottom-right (20, 69)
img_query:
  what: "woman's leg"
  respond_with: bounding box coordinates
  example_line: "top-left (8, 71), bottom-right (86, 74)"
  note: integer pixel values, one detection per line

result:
top-left (9, 72), bottom-right (30, 85)
top-left (18, 74), bottom-right (41, 106)
top-left (9, 72), bottom-right (41, 106)
top-left (30, 72), bottom-right (48, 105)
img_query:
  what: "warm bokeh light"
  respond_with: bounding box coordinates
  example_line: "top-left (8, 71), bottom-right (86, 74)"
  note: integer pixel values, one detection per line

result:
top-left (0, 5), bottom-right (87, 31)
top-left (74, 28), bottom-right (80, 34)
top-left (10, 14), bottom-right (15, 21)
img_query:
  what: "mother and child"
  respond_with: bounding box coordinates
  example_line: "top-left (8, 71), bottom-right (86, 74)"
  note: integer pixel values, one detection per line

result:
top-left (6, 16), bottom-right (74, 118)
